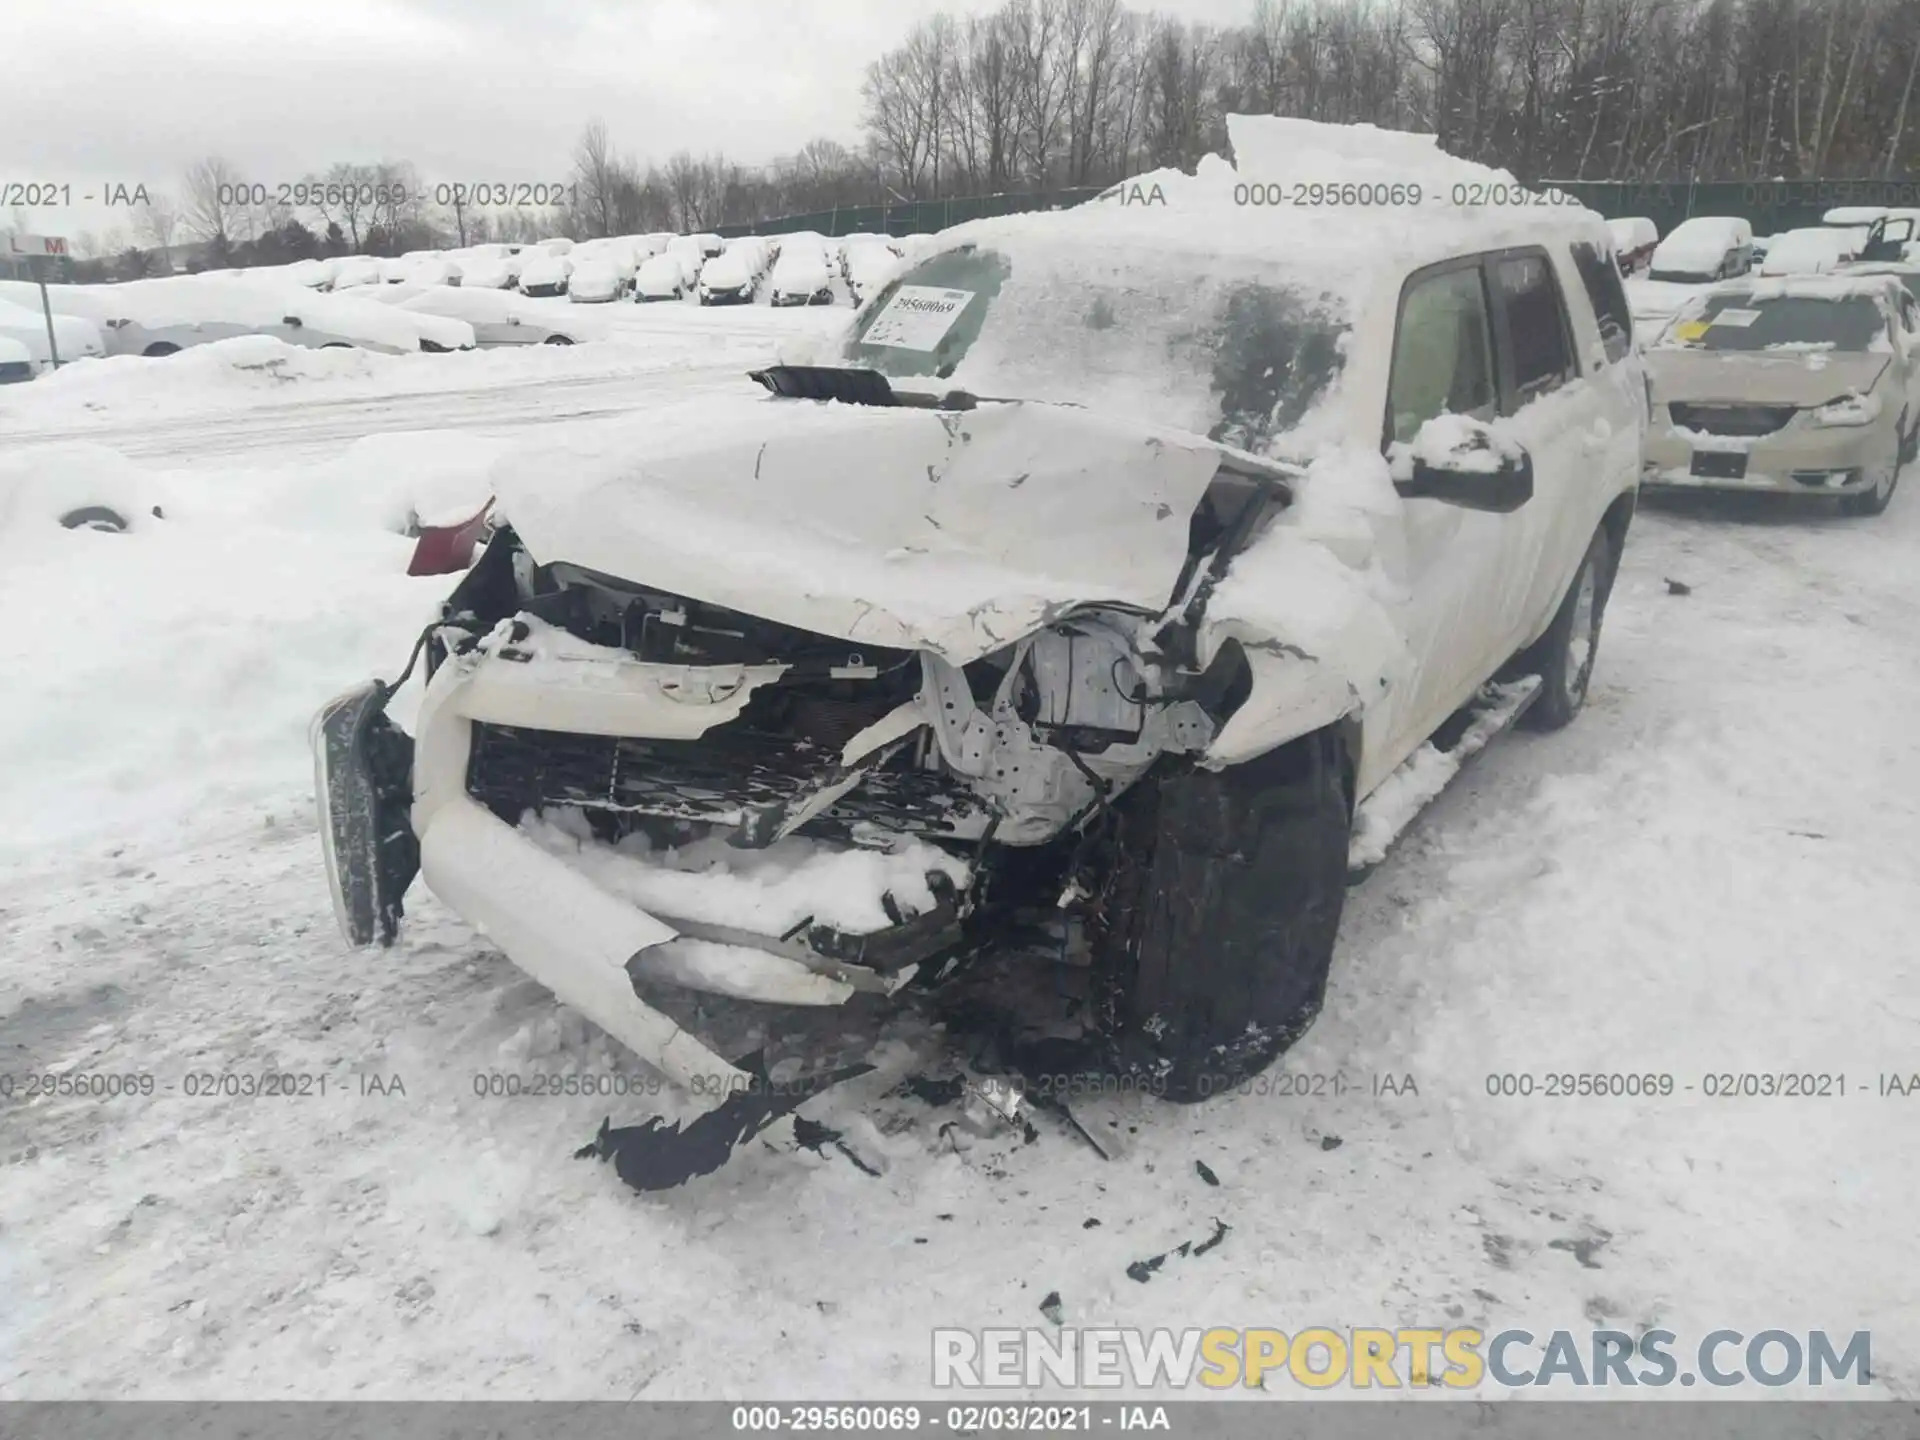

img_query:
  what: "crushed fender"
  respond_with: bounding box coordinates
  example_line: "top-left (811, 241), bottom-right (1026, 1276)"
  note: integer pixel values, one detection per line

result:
top-left (576, 1059), bottom-right (874, 1193)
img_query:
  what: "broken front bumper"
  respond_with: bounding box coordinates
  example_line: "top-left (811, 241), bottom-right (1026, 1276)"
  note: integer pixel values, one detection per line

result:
top-left (310, 634), bottom-right (970, 1099)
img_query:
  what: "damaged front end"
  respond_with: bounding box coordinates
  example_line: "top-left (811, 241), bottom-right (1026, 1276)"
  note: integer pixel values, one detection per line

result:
top-left (310, 390), bottom-right (1301, 1117)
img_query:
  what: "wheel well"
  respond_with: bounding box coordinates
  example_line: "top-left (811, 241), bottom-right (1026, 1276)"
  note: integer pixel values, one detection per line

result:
top-left (1600, 488), bottom-right (1635, 565)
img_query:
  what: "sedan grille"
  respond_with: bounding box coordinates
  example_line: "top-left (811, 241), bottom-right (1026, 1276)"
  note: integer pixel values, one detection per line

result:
top-left (1668, 402), bottom-right (1799, 436)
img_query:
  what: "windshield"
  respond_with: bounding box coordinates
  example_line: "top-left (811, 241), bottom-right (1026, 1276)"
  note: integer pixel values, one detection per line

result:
top-left (840, 241), bottom-right (1349, 453)
top-left (1662, 292), bottom-right (1886, 352)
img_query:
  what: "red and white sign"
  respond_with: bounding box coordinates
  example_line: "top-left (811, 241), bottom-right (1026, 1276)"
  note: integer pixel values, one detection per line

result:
top-left (6, 234), bottom-right (68, 257)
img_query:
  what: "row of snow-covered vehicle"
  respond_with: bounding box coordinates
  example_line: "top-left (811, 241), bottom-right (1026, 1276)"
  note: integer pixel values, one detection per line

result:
top-left (0, 228), bottom-right (937, 380)
top-left (1600, 205), bottom-right (1920, 516)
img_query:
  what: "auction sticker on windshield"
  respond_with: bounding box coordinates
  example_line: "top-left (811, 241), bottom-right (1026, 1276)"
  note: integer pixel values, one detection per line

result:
top-left (862, 286), bottom-right (974, 350)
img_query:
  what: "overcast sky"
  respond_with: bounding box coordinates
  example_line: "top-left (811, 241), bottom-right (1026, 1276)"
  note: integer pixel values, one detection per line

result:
top-left (6, 0), bottom-right (1259, 245)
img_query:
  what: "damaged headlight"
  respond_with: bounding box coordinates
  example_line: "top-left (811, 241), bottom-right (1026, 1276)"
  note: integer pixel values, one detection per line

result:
top-left (1808, 392), bottom-right (1882, 427)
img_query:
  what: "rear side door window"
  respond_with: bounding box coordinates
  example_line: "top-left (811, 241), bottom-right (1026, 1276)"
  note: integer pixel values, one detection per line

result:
top-left (1570, 241), bottom-right (1634, 366)
top-left (1488, 249), bottom-right (1577, 410)
top-left (1383, 262), bottom-right (1499, 447)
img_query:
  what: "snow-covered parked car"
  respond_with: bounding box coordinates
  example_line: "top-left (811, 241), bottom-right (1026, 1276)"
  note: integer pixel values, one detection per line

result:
top-left (458, 255), bottom-right (521, 290)
top-left (330, 256), bottom-right (384, 291)
top-left (312, 117), bottom-right (1647, 1182)
top-left (370, 286), bottom-right (587, 346)
top-left (17, 276), bottom-right (476, 357)
top-left (662, 236), bottom-right (706, 287)
top-left (0, 299), bottom-right (107, 373)
top-left (844, 241), bottom-right (905, 307)
top-left (566, 259), bottom-right (623, 304)
top-left (517, 255), bottom-right (573, 298)
top-left (1648, 217), bottom-right (1754, 283)
top-left (692, 232), bottom-right (725, 258)
top-left (1605, 216), bottom-right (1659, 275)
top-left (1642, 272), bottom-right (1915, 517)
top-left (403, 254), bottom-right (463, 287)
top-left (1761, 226), bottom-right (1868, 276)
top-left (0, 334), bottom-right (35, 384)
top-left (632, 254), bottom-right (689, 301)
top-left (767, 240), bottom-right (835, 306)
top-left (694, 250), bottom-right (756, 305)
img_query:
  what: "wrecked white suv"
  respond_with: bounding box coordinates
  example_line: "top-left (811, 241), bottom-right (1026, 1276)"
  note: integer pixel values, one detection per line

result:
top-left (314, 118), bottom-right (1646, 1126)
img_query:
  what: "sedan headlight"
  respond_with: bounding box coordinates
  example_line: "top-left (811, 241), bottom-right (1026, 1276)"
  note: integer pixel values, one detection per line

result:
top-left (1809, 392), bottom-right (1883, 427)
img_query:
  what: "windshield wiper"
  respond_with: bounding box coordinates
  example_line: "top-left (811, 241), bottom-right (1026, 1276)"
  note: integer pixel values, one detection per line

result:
top-left (748, 364), bottom-right (987, 410)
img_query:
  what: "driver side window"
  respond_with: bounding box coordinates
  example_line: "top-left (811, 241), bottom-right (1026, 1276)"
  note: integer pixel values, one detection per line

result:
top-left (1385, 262), bottom-right (1499, 447)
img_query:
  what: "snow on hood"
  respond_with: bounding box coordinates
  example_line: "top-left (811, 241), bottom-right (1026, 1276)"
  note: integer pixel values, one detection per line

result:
top-left (490, 390), bottom-right (1226, 663)
top-left (1647, 347), bottom-right (1889, 406)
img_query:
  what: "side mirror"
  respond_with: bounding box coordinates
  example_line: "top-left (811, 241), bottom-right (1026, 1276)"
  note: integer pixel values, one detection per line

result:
top-left (1393, 423), bottom-right (1535, 513)
top-left (282, 315), bottom-right (303, 328)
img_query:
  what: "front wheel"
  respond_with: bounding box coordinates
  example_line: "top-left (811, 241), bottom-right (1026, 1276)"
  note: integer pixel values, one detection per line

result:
top-left (1089, 729), bottom-right (1353, 1102)
top-left (543, 334), bottom-right (574, 346)
top-left (1519, 524), bottom-right (1618, 731)
top-left (1839, 435), bottom-right (1903, 517)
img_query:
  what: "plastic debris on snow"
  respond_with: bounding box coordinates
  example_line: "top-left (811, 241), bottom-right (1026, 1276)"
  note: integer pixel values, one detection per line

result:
top-left (519, 808), bottom-right (971, 938)
top-left (575, 1053), bottom-right (876, 1194)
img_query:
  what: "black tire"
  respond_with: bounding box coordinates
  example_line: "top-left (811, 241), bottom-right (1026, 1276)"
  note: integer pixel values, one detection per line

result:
top-left (1839, 433), bottom-right (1903, 517)
top-left (142, 342), bottom-right (181, 358)
top-left (543, 334), bottom-right (574, 345)
top-left (1519, 524), bottom-right (1618, 732)
top-left (59, 505), bottom-right (129, 532)
top-left (1089, 728), bottom-right (1353, 1102)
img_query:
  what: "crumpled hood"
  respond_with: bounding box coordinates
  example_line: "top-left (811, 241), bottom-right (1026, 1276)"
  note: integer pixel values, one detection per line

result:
top-left (1648, 348), bottom-right (1890, 406)
top-left (491, 388), bottom-right (1225, 663)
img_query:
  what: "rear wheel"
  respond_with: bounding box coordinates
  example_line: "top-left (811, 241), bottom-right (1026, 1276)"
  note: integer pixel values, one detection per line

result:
top-left (543, 334), bottom-right (574, 345)
top-left (1519, 524), bottom-right (1619, 731)
top-left (142, 342), bottom-right (181, 358)
top-left (1089, 728), bottom-right (1353, 1102)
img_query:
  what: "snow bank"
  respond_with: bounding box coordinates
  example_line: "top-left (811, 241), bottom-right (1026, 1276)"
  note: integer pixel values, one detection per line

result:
top-left (0, 442), bottom-right (462, 866)
top-left (0, 442), bottom-right (172, 534)
top-left (521, 809), bottom-right (970, 937)
top-left (12, 335), bottom-right (387, 404)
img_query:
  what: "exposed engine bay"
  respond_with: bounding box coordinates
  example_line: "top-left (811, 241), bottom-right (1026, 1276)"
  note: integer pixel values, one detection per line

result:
top-left (439, 518), bottom-right (1251, 868)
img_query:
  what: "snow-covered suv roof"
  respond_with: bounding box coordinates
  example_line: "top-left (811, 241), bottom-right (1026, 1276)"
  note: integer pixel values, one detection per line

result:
top-left (934, 117), bottom-right (1610, 286)
top-left (840, 116), bottom-right (1613, 458)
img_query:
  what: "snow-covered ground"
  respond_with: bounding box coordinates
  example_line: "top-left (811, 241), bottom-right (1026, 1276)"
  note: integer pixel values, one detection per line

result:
top-left (1, 302), bottom-right (1916, 1401)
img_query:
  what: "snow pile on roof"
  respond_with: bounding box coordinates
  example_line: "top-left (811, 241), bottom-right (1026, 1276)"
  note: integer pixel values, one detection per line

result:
top-left (856, 116), bottom-right (1606, 459)
top-left (521, 808), bottom-right (970, 937)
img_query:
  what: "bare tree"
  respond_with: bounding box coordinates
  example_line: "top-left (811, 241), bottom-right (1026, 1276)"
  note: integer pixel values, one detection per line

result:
top-left (181, 157), bottom-right (243, 245)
